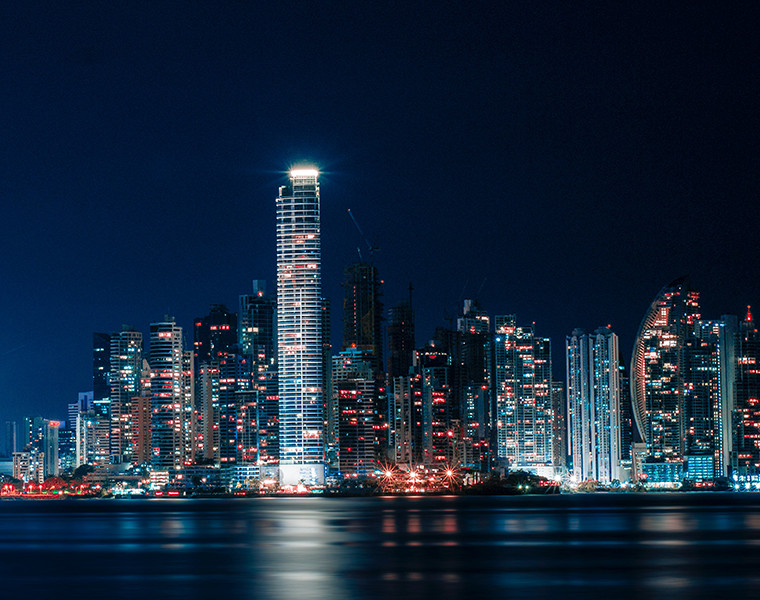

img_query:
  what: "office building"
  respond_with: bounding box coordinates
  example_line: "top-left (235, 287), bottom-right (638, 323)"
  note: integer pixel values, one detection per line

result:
top-left (735, 307), bottom-right (760, 475)
top-left (277, 168), bottom-right (325, 485)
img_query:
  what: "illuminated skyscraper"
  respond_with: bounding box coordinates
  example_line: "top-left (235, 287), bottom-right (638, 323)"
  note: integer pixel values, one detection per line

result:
top-left (109, 326), bottom-right (143, 464)
top-left (194, 304), bottom-right (238, 462)
top-left (566, 327), bottom-right (622, 484)
top-left (150, 317), bottom-right (194, 470)
top-left (239, 280), bottom-right (278, 469)
top-left (631, 277), bottom-right (699, 479)
top-left (494, 315), bottom-right (554, 476)
top-left (333, 347), bottom-right (377, 475)
top-left (92, 333), bottom-right (111, 464)
top-left (339, 263), bottom-right (385, 462)
top-left (193, 304), bottom-right (237, 372)
top-left (130, 360), bottom-right (152, 466)
top-left (277, 168), bottom-right (324, 485)
top-left (735, 307), bottom-right (760, 476)
top-left (392, 373), bottom-right (423, 467)
top-left (683, 317), bottom-right (736, 480)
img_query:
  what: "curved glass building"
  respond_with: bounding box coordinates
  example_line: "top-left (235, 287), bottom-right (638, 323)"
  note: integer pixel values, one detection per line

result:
top-left (630, 277), bottom-right (698, 463)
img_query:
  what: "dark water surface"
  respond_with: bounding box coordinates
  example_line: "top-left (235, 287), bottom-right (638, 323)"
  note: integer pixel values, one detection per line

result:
top-left (3, 493), bottom-right (760, 599)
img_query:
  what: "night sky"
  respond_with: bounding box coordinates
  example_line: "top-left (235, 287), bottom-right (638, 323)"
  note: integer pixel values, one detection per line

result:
top-left (2, 2), bottom-right (758, 428)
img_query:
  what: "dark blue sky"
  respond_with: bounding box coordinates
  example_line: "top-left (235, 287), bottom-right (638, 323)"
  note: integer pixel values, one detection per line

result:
top-left (1, 2), bottom-right (758, 427)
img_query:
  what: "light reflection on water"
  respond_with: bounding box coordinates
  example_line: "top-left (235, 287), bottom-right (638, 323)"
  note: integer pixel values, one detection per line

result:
top-left (3, 494), bottom-right (760, 599)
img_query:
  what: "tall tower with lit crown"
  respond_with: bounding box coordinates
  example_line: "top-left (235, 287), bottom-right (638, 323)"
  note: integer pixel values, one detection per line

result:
top-left (277, 168), bottom-right (325, 485)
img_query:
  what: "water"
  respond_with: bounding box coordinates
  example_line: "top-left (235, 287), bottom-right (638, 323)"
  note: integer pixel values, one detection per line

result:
top-left (3, 493), bottom-right (760, 599)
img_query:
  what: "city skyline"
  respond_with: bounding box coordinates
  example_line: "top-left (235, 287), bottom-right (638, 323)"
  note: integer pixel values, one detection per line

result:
top-left (2, 2), bottom-right (759, 427)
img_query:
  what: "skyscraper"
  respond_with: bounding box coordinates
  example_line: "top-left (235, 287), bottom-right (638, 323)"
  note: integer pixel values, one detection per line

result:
top-left (683, 316), bottom-right (736, 480)
top-left (494, 315), bottom-right (554, 476)
top-left (387, 294), bottom-right (415, 383)
top-left (193, 304), bottom-right (238, 372)
top-left (239, 280), bottom-right (278, 470)
top-left (109, 326), bottom-right (143, 464)
top-left (194, 303), bottom-right (240, 463)
top-left (566, 327), bottom-right (622, 484)
top-left (339, 262), bottom-right (385, 462)
top-left (342, 262), bottom-right (384, 367)
top-left (277, 168), bottom-right (324, 485)
top-left (333, 347), bottom-right (377, 475)
top-left (150, 317), bottom-right (193, 471)
top-left (92, 332), bottom-right (111, 464)
top-left (735, 307), bottom-right (760, 476)
top-left (631, 277), bottom-right (699, 481)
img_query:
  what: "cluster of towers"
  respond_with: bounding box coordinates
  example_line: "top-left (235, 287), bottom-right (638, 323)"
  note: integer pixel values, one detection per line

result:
top-left (626, 278), bottom-right (760, 485)
top-left (6, 171), bottom-right (760, 491)
top-left (566, 277), bottom-right (760, 487)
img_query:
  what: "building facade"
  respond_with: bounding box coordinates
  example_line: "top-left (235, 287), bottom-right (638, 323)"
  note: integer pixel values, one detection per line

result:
top-left (494, 315), bottom-right (554, 475)
top-left (735, 308), bottom-right (760, 476)
top-left (566, 327), bottom-right (622, 484)
top-left (277, 168), bottom-right (325, 485)
top-left (109, 326), bottom-right (143, 464)
top-left (149, 317), bottom-right (194, 470)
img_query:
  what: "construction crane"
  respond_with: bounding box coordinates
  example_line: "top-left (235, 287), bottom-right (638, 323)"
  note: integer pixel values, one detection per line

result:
top-left (347, 208), bottom-right (380, 263)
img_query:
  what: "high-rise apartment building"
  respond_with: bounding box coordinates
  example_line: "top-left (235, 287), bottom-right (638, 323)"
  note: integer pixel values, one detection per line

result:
top-left (149, 317), bottom-right (194, 470)
top-left (332, 347), bottom-right (377, 475)
top-left (494, 315), bottom-right (554, 476)
top-left (455, 299), bottom-right (493, 470)
top-left (92, 333), bottom-right (111, 462)
top-left (631, 278), bottom-right (699, 480)
top-left (109, 326), bottom-right (143, 464)
top-left (339, 262), bottom-right (385, 462)
top-left (130, 360), bottom-right (153, 466)
top-left (277, 168), bottom-right (324, 485)
top-left (239, 280), bottom-right (278, 470)
top-left (194, 304), bottom-right (239, 463)
top-left (566, 327), bottom-right (622, 484)
top-left (239, 280), bottom-right (277, 376)
top-left (683, 317), bottom-right (737, 480)
top-left (217, 352), bottom-right (253, 465)
top-left (392, 373), bottom-right (424, 467)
